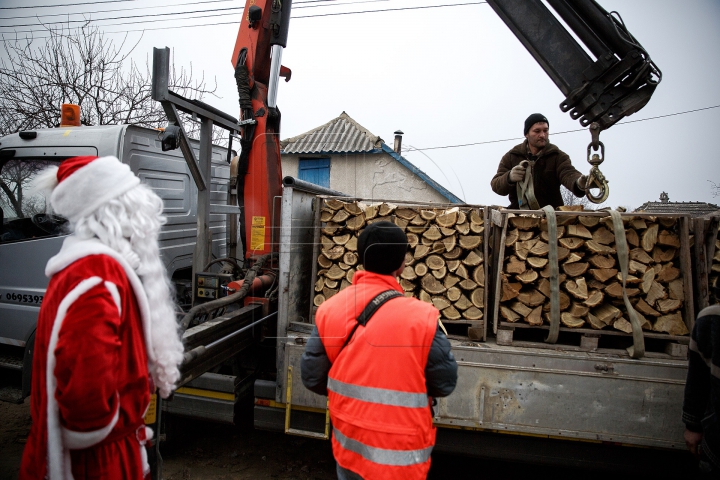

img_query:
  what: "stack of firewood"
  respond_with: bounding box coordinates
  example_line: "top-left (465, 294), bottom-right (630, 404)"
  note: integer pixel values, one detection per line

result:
top-left (498, 210), bottom-right (689, 336)
top-left (315, 199), bottom-right (485, 321)
top-left (712, 232), bottom-right (720, 304)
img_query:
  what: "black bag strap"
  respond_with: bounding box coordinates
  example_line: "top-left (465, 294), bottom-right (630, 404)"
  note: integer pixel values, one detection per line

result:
top-left (338, 290), bottom-right (403, 355)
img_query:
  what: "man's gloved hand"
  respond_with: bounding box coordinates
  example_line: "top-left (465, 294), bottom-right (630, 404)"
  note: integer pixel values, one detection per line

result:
top-left (508, 164), bottom-right (526, 184)
top-left (576, 175), bottom-right (588, 190)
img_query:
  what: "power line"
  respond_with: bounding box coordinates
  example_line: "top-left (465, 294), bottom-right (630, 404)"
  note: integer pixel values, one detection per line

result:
top-left (407, 105), bottom-right (720, 152)
top-left (0, 0), bottom-right (134, 10)
top-left (0, 1), bottom-right (484, 35)
top-left (0, 0), bottom-right (232, 21)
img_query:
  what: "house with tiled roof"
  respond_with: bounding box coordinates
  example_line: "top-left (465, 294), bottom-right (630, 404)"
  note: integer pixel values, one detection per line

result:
top-left (280, 112), bottom-right (462, 204)
top-left (635, 192), bottom-right (719, 217)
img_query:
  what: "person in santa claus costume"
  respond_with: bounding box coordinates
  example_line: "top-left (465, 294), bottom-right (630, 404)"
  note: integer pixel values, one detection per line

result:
top-left (20, 155), bottom-right (185, 479)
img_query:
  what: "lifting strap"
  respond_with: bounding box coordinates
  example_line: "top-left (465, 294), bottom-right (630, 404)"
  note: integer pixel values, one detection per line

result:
top-left (516, 160), bottom-right (540, 210)
top-left (542, 206), bottom-right (560, 344)
top-left (609, 210), bottom-right (645, 359)
top-left (338, 290), bottom-right (404, 357)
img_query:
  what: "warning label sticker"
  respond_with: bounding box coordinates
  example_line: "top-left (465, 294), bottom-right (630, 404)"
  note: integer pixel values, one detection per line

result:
top-left (251, 216), bottom-right (266, 251)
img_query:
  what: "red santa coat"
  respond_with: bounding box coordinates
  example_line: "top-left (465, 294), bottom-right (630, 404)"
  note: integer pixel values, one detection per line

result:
top-left (20, 236), bottom-right (155, 479)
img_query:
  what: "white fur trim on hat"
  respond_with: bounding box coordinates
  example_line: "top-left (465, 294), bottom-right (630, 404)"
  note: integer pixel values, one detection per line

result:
top-left (50, 156), bottom-right (140, 222)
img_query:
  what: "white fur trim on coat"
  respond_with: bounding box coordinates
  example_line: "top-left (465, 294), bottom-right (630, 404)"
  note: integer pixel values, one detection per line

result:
top-left (50, 156), bottom-right (140, 223)
top-left (61, 396), bottom-right (120, 450)
top-left (46, 276), bottom-right (103, 480)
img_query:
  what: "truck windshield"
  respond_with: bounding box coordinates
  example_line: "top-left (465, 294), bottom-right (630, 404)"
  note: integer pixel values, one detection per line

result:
top-left (0, 158), bottom-right (68, 243)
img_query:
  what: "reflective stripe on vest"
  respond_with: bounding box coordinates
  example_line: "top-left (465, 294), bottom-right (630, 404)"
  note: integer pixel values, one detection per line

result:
top-left (328, 378), bottom-right (428, 408)
top-left (334, 427), bottom-right (433, 466)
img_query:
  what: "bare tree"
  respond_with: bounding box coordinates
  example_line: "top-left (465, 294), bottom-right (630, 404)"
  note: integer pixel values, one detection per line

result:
top-left (0, 22), bottom-right (217, 136)
top-left (710, 180), bottom-right (720, 198)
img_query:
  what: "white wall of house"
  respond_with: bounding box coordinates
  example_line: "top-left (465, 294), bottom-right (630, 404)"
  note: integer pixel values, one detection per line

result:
top-left (281, 152), bottom-right (451, 204)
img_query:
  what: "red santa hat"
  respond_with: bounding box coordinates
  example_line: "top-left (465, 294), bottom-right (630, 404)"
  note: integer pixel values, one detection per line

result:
top-left (50, 156), bottom-right (140, 222)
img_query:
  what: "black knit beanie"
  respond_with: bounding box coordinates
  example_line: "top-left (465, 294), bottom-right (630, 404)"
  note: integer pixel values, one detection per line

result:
top-left (524, 113), bottom-right (549, 135)
top-left (357, 221), bottom-right (408, 275)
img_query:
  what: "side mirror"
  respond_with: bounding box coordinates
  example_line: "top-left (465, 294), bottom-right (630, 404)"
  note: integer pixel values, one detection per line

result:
top-left (161, 125), bottom-right (182, 151)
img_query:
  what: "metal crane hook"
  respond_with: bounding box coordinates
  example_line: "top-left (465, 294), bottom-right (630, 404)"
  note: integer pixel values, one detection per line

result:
top-left (585, 123), bottom-right (610, 204)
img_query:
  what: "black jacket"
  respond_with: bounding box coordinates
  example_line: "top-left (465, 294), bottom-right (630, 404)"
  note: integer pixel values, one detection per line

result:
top-left (683, 304), bottom-right (720, 469)
top-left (301, 324), bottom-right (458, 398)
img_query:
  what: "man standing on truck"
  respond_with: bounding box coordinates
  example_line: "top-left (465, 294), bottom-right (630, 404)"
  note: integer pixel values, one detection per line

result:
top-left (301, 221), bottom-right (458, 480)
top-left (491, 113), bottom-right (588, 209)
top-left (683, 277), bottom-right (720, 476)
top-left (20, 156), bottom-right (184, 479)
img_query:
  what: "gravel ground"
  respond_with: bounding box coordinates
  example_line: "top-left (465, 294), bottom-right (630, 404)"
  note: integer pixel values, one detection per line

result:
top-left (0, 397), bottom-right (701, 480)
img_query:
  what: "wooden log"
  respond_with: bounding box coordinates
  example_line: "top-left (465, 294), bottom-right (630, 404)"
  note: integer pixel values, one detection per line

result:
top-left (628, 260), bottom-right (647, 275)
top-left (616, 273), bottom-right (642, 285)
top-left (320, 210), bottom-right (334, 222)
top-left (440, 227), bottom-right (457, 236)
top-left (500, 306), bottom-right (521, 322)
top-left (423, 225), bottom-right (443, 241)
top-left (414, 262), bottom-right (429, 277)
top-left (587, 312), bottom-right (607, 330)
top-left (419, 290), bottom-right (432, 303)
top-left (436, 209), bottom-right (459, 228)
top-left (509, 216), bottom-right (540, 230)
top-left (578, 216), bottom-right (600, 228)
top-left (421, 274), bottom-right (446, 294)
top-left (559, 237), bottom-right (585, 250)
top-left (613, 317), bottom-right (633, 334)
top-left (427, 255), bottom-right (446, 270)
top-left (440, 305), bottom-right (461, 320)
top-left (325, 198), bottom-right (344, 211)
top-left (446, 260), bottom-right (460, 272)
top-left (444, 246), bottom-right (463, 260)
top-left (527, 257), bottom-right (549, 269)
top-left (420, 209), bottom-right (437, 221)
top-left (565, 277), bottom-right (589, 300)
top-left (433, 297), bottom-right (452, 310)
top-left (378, 202), bottom-right (396, 216)
top-left (506, 256), bottom-right (526, 275)
top-left (325, 264), bottom-right (346, 280)
top-left (505, 228), bottom-right (520, 247)
top-left (463, 306), bottom-right (484, 320)
top-left (509, 301), bottom-right (533, 317)
top-left (515, 239), bottom-right (538, 260)
top-left (561, 312), bottom-right (585, 328)
top-left (590, 268), bottom-right (618, 283)
top-left (656, 298), bottom-right (682, 313)
top-left (346, 215), bottom-right (364, 231)
top-left (431, 266), bottom-right (447, 280)
top-left (318, 254), bottom-right (333, 269)
top-left (518, 231), bottom-right (534, 241)
top-left (343, 252), bottom-right (358, 266)
top-left (657, 230), bottom-right (681, 248)
top-left (605, 282), bottom-right (640, 298)
top-left (455, 223), bottom-right (470, 235)
top-left (668, 279), bottom-right (685, 300)
top-left (442, 235), bottom-right (457, 253)
top-left (642, 223), bottom-right (659, 252)
top-left (589, 255), bottom-right (616, 269)
top-left (541, 226), bottom-right (566, 242)
top-left (570, 302), bottom-right (590, 318)
top-left (526, 306), bottom-right (543, 326)
top-left (447, 287), bottom-right (462, 302)
top-left (592, 227), bottom-right (615, 245)
top-left (471, 288), bottom-right (484, 308)
top-left (529, 241), bottom-right (549, 256)
top-left (346, 269), bottom-right (356, 283)
top-left (645, 281), bottom-right (667, 305)
top-left (630, 218), bottom-right (647, 230)
top-left (456, 264), bottom-right (469, 279)
top-left (584, 290), bottom-right (604, 308)
top-left (635, 298), bottom-right (661, 317)
top-left (567, 224), bottom-right (593, 239)
top-left (444, 275), bottom-right (461, 289)
top-left (592, 303), bottom-right (621, 324)
top-left (458, 279), bottom-right (478, 290)
top-left (625, 229), bottom-right (639, 247)
top-left (455, 294), bottom-right (473, 311)
top-left (517, 288), bottom-right (546, 307)
top-left (653, 246), bottom-right (676, 263)
top-left (459, 235), bottom-right (482, 250)
top-left (558, 205), bottom-right (584, 212)
top-left (586, 241), bottom-right (615, 255)
top-left (516, 270), bottom-right (539, 284)
top-left (630, 248), bottom-right (654, 264)
top-left (401, 266), bottom-right (417, 281)
top-left (653, 312), bottom-right (689, 335)
top-left (399, 279), bottom-right (415, 292)
top-left (656, 264), bottom-right (680, 283)
top-left (414, 244), bottom-right (431, 259)
top-left (543, 291), bottom-right (571, 311)
top-left (314, 294), bottom-right (326, 306)
top-left (472, 265), bottom-right (485, 287)
top-left (563, 262), bottom-right (589, 277)
top-left (658, 217), bottom-right (677, 228)
top-left (410, 215), bottom-right (427, 227)
top-left (462, 250), bottom-right (483, 266)
top-left (323, 286), bottom-right (338, 300)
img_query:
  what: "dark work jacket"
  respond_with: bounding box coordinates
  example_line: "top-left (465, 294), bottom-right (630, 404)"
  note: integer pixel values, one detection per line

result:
top-left (490, 140), bottom-right (584, 209)
top-left (683, 304), bottom-right (720, 470)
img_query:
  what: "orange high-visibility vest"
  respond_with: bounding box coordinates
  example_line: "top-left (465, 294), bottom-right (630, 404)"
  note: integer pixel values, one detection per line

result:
top-left (316, 270), bottom-right (439, 480)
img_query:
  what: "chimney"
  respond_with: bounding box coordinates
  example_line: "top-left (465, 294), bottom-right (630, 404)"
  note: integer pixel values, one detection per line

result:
top-left (393, 130), bottom-right (404, 155)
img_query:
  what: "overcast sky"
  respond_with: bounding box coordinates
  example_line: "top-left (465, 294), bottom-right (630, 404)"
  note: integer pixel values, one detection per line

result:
top-left (1, 0), bottom-right (718, 209)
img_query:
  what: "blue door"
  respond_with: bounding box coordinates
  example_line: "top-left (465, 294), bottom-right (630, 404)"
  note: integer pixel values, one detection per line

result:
top-left (298, 158), bottom-right (330, 188)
